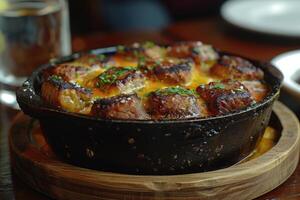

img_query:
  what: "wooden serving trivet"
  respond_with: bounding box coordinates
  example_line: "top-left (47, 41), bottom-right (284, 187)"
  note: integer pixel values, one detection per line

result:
top-left (9, 102), bottom-right (300, 200)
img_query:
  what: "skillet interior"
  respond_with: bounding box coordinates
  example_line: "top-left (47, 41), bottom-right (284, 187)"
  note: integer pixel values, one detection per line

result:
top-left (17, 47), bottom-right (282, 123)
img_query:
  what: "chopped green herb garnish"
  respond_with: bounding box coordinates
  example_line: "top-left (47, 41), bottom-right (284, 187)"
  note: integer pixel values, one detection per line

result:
top-left (88, 58), bottom-right (97, 63)
top-left (87, 54), bottom-right (106, 63)
top-left (103, 65), bottom-right (112, 69)
top-left (234, 88), bottom-right (246, 93)
top-left (117, 45), bottom-right (125, 52)
top-left (96, 54), bottom-right (106, 61)
top-left (49, 75), bottom-right (62, 82)
top-left (138, 56), bottom-right (146, 65)
top-left (143, 41), bottom-right (156, 48)
top-left (192, 47), bottom-right (200, 54)
top-left (133, 50), bottom-right (140, 57)
top-left (211, 83), bottom-right (225, 89)
top-left (97, 67), bottom-right (135, 87)
top-left (148, 65), bottom-right (157, 70)
top-left (154, 86), bottom-right (196, 96)
top-left (155, 60), bottom-right (161, 65)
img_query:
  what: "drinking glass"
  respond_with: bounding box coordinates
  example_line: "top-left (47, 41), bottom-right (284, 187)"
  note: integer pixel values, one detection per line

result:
top-left (0, 0), bottom-right (71, 108)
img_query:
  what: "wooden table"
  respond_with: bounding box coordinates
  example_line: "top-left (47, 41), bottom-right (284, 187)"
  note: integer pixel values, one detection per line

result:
top-left (1, 16), bottom-right (300, 200)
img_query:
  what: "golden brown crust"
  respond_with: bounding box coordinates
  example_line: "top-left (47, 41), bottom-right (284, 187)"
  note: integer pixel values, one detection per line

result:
top-left (41, 76), bottom-right (92, 114)
top-left (146, 87), bottom-right (205, 119)
top-left (210, 55), bottom-right (264, 80)
top-left (139, 59), bottom-right (193, 84)
top-left (242, 80), bottom-right (269, 102)
top-left (91, 93), bottom-right (149, 119)
top-left (196, 80), bottom-right (253, 115)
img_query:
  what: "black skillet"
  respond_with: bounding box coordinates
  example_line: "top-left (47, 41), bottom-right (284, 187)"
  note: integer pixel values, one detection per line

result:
top-left (16, 46), bottom-right (283, 175)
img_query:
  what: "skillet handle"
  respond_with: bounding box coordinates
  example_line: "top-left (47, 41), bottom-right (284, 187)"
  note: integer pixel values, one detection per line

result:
top-left (16, 68), bottom-right (46, 118)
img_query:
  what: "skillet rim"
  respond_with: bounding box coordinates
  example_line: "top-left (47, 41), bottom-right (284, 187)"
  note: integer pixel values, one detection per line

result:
top-left (16, 46), bottom-right (283, 124)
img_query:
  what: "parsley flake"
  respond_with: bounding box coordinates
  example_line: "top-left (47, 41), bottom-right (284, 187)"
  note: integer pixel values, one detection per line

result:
top-left (96, 54), bottom-right (106, 61)
top-left (143, 41), bottom-right (155, 48)
top-left (211, 83), bottom-right (225, 90)
top-left (117, 45), bottom-right (125, 52)
top-left (49, 75), bottom-right (62, 82)
top-left (97, 67), bottom-right (135, 87)
top-left (154, 86), bottom-right (196, 96)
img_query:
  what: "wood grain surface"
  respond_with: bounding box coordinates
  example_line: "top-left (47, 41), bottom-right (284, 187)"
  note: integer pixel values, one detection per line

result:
top-left (9, 102), bottom-right (300, 200)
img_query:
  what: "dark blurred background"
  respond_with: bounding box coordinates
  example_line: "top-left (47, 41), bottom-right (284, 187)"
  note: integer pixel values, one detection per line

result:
top-left (68, 0), bottom-right (225, 34)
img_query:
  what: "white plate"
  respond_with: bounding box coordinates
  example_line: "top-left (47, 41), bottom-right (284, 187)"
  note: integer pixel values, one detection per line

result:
top-left (221, 0), bottom-right (300, 37)
top-left (271, 50), bottom-right (300, 99)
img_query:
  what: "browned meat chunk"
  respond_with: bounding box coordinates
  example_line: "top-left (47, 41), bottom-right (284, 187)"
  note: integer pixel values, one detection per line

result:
top-left (142, 42), bottom-right (166, 60)
top-left (91, 93), bottom-right (149, 119)
top-left (41, 75), bottom-right (92, 114)
top-left (167, 41), bottom-right (219, 64)
top-left (95, 67), bottom-right (145, 94)
top-left (196, 80), bottom-right (253, 115)
top-left (115, 42), bottom-right (166, 61)
top-left (43, 62), bottom-right (102, 83)
top-left (210, 55), bottom-right (264, 80)
top-left (242, 80), bottom-right (269, 102)
top-left (146, 87), bottom-right (206, 119)
top-left (42, 54), bottom-right (114, 84)
top-left (139, 59), bottom-right (193, 84)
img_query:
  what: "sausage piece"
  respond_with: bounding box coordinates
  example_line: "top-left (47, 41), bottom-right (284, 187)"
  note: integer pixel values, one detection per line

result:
top-left (210, 55), bottom-right (264, 80)
top-left (146, 87), bottom-right (206, 119)
top-left (242, 80), bottom-right (269, 102)
top-left (91, 93), bottom-right (149, 119)
top-left (167, 41), bottom-right (219, 64)
top-left (43, 62), bottom-right (102, 84)
top-left (196, 80), bottom-right (253, 115)
top-left (139, 59), bottom-right (193, 85)
top-left (41, 75), bottom-right (92, 114)
top-left (95, 67), bottom-right (145, 94)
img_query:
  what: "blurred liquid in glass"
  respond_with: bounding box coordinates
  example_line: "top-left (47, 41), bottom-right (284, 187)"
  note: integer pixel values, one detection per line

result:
top-left (0, 0), bottom-right (71, 86)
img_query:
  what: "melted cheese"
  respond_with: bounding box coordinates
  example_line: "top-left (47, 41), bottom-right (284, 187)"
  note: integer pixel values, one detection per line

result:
top-left (113, 55), bottom-right (138, 67)
top-left (72, 54), bottom-right (219, 99)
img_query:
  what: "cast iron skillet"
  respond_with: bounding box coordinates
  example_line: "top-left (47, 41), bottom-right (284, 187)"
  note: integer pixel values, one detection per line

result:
top-left (16, 46), bottom-right (283, 175)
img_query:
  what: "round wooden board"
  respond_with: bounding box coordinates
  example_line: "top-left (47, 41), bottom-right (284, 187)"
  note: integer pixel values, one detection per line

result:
top-left (9, 101), bottom-right (300, 200)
